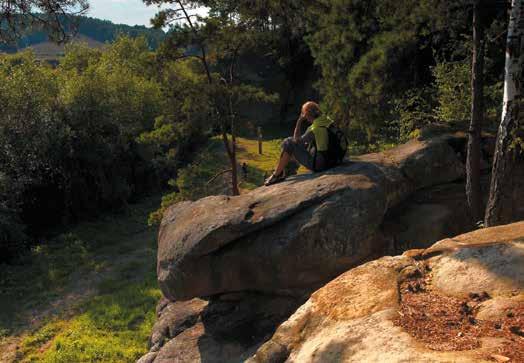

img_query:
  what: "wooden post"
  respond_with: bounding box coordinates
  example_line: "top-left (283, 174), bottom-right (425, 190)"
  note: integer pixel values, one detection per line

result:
top-left (258, 126), bottom-right (263, 155)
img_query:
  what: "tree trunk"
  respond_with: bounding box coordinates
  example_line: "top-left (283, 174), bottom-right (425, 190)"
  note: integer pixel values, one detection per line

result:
top-left (485, 0), bottom-right (524, 227)
top-left (466, 0), bottom-right (485, 224)
top-left (258, 127), bottom-right (263, 155)
top-left (230, 137), bottom-right (239, 196)
top-left (175, 0), bottom-right (239, 195)
top-left (222, 131), bottom-right (240, 196)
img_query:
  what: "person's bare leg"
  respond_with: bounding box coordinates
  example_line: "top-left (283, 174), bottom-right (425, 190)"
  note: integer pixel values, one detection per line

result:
top-left (274, 152), bottom-right (291, 176)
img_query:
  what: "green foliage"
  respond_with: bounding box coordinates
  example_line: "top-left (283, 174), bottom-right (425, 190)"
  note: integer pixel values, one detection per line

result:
top-left (392, 88), bottom-right (438, 141)
top-left (302, 0), bottom-right (506, 138)
top-left (304, 0), bottom-right (442, 130)
top-left (59, 43), bottom-right (102, 72)
top-left (148, 135), bottom-right (285, 225)
top-left (137, 58), bottom-right (212, 177)
top-left (0, 37), bottom-right (199, 260)
top-left (1, 24), bottom-right (279, 259)
top-left (433, 61), bottom-right (471, 124)
top-left (433, 60), bottom-right (504, 127)
top-left (0, 1), bottom-right (89, 44)
top-left (147, 138), bottom-right (228, 225)
top-left (76, 16), bottom-right (165, 48)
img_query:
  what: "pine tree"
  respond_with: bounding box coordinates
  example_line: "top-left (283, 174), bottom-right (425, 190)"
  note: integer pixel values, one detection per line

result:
top-left (145, 0), bottom-right (275, 196)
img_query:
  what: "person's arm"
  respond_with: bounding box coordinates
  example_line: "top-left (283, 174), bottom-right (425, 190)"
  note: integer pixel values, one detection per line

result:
top-left (301, 130), bottom-right (315, 146)
top-left (293, 117), bottom-right (305, 142)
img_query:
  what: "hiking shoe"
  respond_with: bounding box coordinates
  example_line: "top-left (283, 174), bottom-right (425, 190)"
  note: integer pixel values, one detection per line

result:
top-left (264, 172), bottom-right (286, 186)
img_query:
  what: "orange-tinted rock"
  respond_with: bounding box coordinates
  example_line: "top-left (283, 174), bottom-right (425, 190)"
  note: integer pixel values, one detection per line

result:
top-left (250, 223), bottom-right (524, 363)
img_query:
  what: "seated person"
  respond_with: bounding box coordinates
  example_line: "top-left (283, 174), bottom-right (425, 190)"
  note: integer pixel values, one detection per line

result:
top-left (265, 101), bottom-right (333, 186)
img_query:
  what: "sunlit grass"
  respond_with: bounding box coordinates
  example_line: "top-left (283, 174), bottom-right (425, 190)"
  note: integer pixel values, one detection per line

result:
top-left (226, 135), bottom-right (308, 190)
top-left (0, 196), bottom-right (161, 363)
top-left (235, 136), bottom-right (288, 189)
top-left (20, 273), bottom-right (161, 363)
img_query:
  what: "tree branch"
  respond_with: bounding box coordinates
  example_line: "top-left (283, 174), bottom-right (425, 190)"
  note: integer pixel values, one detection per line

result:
top-left (206, 169), bottom-right (232, 186)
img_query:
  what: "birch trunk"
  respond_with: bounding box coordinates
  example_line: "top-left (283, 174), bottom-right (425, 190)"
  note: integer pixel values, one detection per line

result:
top-left (485, 0), bottom-right (524, 226)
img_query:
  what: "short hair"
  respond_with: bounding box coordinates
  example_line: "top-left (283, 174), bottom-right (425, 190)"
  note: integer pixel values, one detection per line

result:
top-left (302, 101), bottom-right (322, 119)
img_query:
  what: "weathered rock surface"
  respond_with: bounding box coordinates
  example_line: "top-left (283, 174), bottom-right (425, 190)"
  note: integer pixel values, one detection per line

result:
top-left (141, 294), bottom-right (302, 363)
top-left (157, 135), bottom-right (467, 301)
top-left (249, 222), bottom-right (524, 363)
top-left (381, 181), bottom-right (475, 253)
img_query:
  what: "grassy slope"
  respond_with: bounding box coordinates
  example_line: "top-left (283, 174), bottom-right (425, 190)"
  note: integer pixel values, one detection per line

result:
top-left (0, 197), bottom-right (161, 362)
top-left (27, 35), bottom-right (105, 61)
top-left (0, 135), bottom-right (289, 362)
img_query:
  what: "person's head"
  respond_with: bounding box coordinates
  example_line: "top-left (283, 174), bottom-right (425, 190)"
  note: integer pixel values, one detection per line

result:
top-left (301, 101), bottom-right (322, 123)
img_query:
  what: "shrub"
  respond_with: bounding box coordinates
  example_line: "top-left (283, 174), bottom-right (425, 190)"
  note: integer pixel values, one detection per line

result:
top-left (0, 38), bottom-right (181, 259)
top-left (433, 61), bottom-right (471, 124)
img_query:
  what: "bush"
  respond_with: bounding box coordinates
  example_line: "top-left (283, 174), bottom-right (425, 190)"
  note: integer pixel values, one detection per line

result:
top-left (433, 61), bottom-right (471, 124)
top-left (0, 37), bottom-right (209, 260)
top-left (433, 60), bottom-right (504, 128)
top-left (392, 87), bottom-right (438, 141)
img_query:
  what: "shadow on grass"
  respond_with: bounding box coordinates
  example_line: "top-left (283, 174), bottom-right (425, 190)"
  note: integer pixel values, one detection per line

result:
top-left (0, 196), bottom-right (161, 361)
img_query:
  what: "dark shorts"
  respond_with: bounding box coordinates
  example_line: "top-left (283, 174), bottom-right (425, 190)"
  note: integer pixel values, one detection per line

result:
top-left (281, 137), bottom-right (327, 171)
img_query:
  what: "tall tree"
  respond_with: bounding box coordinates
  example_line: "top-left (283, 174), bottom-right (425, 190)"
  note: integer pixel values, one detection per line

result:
top-left (146, 0), bottom-right (274, 196)
top-left (145, 0), bottom-right (241, 193)
top-left (485, 0), bottom-right (524, 226)
top-left (466, 0), bottom-right (486, 224)
top-left (193, 0), bottom-right (315, 123)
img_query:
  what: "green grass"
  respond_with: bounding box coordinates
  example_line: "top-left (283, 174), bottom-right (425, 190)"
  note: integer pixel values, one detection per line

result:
top-left (0, 196), bottom-right (161, 362)
top-left (207, 135), bottom-right (291, 190)
top-left (235, 136), bottom-right (297, 189)
top-left (20, 274), bottom-right (161, 363)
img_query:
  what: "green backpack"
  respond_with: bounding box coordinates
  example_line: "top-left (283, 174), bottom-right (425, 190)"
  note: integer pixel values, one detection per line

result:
top-left (324, 124), bottom-right (348, 167)
top-left (312, 124), bottom-right (348, 170)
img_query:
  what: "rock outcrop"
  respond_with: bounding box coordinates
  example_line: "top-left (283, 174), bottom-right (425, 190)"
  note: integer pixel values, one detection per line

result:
top-left (250, 222), bottom-right (524, 363)
top-left (139, 133), bottom-right (524, 363)
top-left (157, 135), bottom-right (467, 301)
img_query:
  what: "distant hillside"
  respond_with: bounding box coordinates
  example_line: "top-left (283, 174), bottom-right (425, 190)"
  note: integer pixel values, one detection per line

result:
top-left (0, 15), bottom-right (165, 56)
top-left (26, 34), bottom-right (105, 61)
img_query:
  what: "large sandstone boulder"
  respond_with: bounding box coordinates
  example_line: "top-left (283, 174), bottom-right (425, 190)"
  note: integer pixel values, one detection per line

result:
top-left (250, 222), bottom-right (524, 363)
top-left (157, 136), bottom-right (466, 301)
top-left (140, 134), bottom-right (524, 363)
